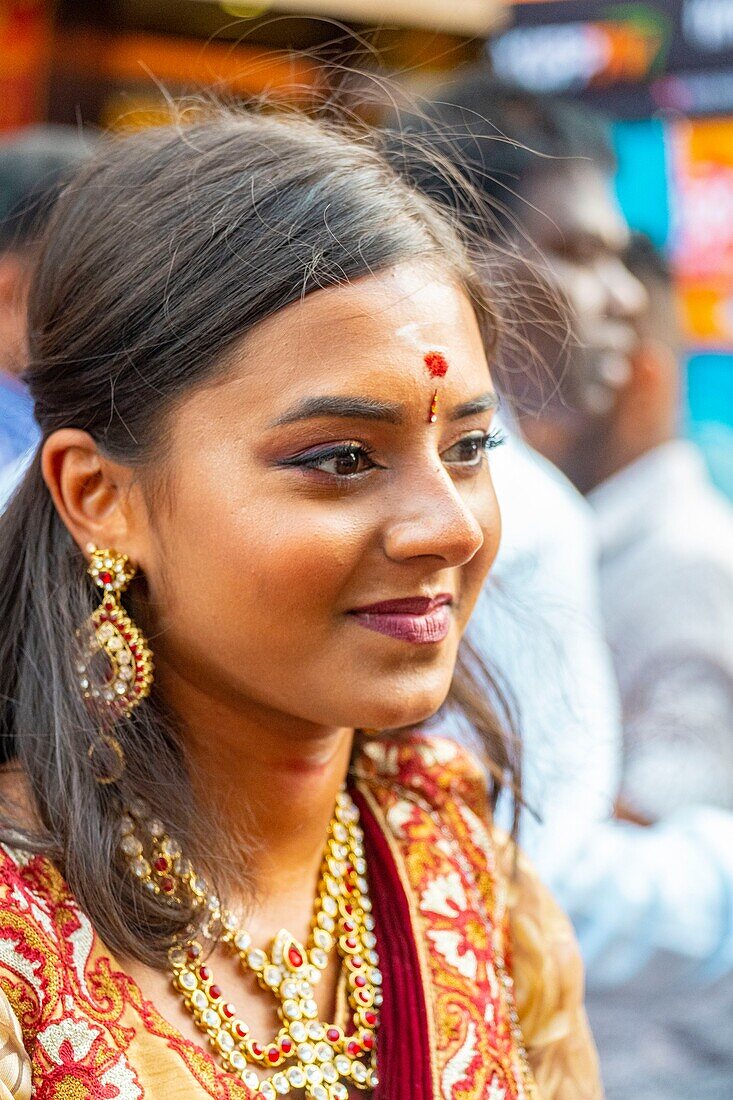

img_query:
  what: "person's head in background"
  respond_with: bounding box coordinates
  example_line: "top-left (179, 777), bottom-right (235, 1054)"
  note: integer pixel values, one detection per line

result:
top-left (583, 232), bottom-right (683, 488)
top-left (0, 126), bottom-right (92, 379)
top-left (394, 73), bottom-right (648, 492)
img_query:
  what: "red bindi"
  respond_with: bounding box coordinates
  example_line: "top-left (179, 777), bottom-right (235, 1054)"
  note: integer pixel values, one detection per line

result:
top-left (424, 351), bottom-right (449, 422)
top-left (423, 351), bottom-right (449, 378)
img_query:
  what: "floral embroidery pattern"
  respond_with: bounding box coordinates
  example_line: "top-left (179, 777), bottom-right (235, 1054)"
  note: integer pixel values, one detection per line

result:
top-left (360, 735), bottom-right (535, 1099)
top-left (0, 847), bottom-right (250, 1099)
top-left (0, 734), bottom-right (535, 1099)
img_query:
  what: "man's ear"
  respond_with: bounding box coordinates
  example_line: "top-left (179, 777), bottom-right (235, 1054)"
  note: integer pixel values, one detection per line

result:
top-left (41, 429), bottom-right (142, 559)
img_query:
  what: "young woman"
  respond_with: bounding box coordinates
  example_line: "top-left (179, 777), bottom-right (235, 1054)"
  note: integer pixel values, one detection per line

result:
top-left (0, 109), bottom-right (601, 1099)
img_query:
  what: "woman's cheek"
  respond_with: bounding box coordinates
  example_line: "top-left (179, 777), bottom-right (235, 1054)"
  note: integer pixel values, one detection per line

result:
top-left (238, 514), bottom-right (363, 616)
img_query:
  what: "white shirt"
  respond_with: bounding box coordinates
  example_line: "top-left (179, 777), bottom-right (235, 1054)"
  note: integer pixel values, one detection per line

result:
top-left (468, 428), bottom-right (621, 879)
top-left (590, 440), bottom-right (733, 818)
top-left (452, 429), bottom-right (733, 986)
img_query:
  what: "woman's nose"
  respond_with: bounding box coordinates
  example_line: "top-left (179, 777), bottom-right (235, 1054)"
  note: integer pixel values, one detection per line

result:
top-left (382, 468), bottom-right (486, 567)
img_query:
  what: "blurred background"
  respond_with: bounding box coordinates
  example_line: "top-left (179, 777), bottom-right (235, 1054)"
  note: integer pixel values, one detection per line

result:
top-left (2, 4), bottom-right (733, 1098)
top-left (1, 4), bottom-right (730, 1095)
top-left (1, 0), bottom-right (732, 495)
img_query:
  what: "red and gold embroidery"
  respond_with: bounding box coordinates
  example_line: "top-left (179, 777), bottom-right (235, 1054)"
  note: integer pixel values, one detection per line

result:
top-left (0, 734), bottom-right (535, 1099)
top-left (358, 735), bottom-right (535, 1099)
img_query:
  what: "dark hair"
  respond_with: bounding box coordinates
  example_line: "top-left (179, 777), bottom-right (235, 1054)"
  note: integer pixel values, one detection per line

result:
top-left (389, 73), bottom-right (615, 229)
top-left (624, 231), bottom-right (672, 287)
top-left (0, 125), bottom-right (93, 254)
top-left (0, 105), bottom-right (520, 966)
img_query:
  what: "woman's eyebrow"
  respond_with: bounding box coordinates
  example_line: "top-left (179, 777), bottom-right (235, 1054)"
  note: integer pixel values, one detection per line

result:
top-left (271, 391), bottom-right (499, 427)
top-left (272, 396), bottom-right (404, 426)
top-left (449, 393), bottom-right (500, 420)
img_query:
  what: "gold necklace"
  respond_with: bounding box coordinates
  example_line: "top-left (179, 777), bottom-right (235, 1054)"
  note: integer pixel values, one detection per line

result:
top-left (119, 790), bottom-right (380, 1099)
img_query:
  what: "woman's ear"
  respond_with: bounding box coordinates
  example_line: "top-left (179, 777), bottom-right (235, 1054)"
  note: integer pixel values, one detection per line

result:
top-left (41, 429), bottom-right (141, 557)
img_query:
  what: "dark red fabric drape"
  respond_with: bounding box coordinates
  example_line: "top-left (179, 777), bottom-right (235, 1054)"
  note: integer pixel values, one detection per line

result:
top-left (352, 787), bottom-right (434, 1100)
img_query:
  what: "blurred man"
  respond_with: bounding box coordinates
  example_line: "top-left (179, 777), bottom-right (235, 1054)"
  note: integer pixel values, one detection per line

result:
top-left (0, 125), bottom-right (91, 503)
top-left (589, 234), bottom-right (733, 818)
top-left (397, 73), bottom-right (733, 997)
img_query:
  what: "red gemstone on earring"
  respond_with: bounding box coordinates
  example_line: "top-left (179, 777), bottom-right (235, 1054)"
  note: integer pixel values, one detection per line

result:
top-left (153, 856), bottom-right (170, 873)
top-left (267, 1048), bottom-right (280, 1064)
top-left (160, 877), bottom-right (175, 894)
top-left (362, 1032), bottom-right (375, 1050)
top-left (104, 601), bottom-right (114, 611)
top-left (346, 1040), bottom-right (361, 1057)
top-left (199, 966), bottom-right (211, 982)
top-left (364, 1011), bottom-right (377, 1026)
top-left (344, 938), bottom-right (358, 950)
top-left (287, 946), bottom-right (304, 969)
top-left (209, 984), bottom-right (222, 1001)
top-left (326, 1028), bottom-right (340, 1043)
top-left (344, 904), bottom-right (353, 915)
top-left (280, 1038), bottom-right (292, 1054)
top-left (351, 957), bottom-right (363, 968)
top-left (357, 991), bottom-right (370, 1004)
top-left (100, 571), bottom-right (113, 585)
top-left (342, 920), bottom-right (355, 933)
top-left (354, 975), bottom-right (367, 988)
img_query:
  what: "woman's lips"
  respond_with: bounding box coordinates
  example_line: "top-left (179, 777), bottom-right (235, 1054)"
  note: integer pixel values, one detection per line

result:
top-left (348, 595), bottom-right (453, 645)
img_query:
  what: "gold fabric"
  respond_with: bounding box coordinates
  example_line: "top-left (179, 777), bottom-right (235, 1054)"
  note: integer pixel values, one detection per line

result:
top-left (0, 737), bottom-right (602, 1098)
top-left (0, 987), bottom-right (31, 1100)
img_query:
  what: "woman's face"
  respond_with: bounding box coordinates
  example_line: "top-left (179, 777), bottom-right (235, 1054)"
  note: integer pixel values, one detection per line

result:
top-left (143, 263), bottom-right (501, 732)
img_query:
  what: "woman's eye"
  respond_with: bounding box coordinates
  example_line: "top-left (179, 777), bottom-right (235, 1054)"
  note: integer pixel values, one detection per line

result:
top-left (443, 431), bottom-right (504, 467)
top-left (297, 444), bottom-right (377, 477)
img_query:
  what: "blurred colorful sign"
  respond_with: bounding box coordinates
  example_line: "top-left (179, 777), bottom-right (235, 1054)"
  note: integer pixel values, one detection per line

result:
top-left (0, 0), bottom-right (51, 130)
top-left (669, 117), bottom-right (733, 346)
top-left (492, 6), bottom-right (671, 92)
top-left (498, 1), bottom-right (733, 117)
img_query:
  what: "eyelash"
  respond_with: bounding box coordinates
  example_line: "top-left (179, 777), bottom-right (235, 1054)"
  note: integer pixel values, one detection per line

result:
top-left (281, 430), bottom-right (505, 479)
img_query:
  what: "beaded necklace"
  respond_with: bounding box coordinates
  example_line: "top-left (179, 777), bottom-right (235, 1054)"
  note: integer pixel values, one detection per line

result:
top-left (118, 790), bottom-right (380, 1100)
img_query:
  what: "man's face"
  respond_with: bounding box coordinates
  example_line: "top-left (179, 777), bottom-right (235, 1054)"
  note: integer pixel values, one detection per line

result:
top-left (513, 161), bottom-right (647, 417)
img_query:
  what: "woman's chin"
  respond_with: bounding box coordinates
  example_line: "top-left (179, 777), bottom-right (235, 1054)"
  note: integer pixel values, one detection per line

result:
top-left (351, 687), bottom-right (450, 735)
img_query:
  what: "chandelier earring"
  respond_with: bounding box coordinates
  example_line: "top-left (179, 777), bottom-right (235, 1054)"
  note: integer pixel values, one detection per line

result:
top-left (77, 545), bottom-right (154, 717)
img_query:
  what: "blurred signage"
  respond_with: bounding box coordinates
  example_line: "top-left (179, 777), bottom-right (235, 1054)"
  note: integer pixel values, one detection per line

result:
top-left (670, 116), bottom-right (733, 346)
top-left (492, 8), bottom-right (670, 92)
top-left (0, 0), bottom-right (52, 130)
top-left (219, 0), bottom-right (505, 35)
top-left (493, 0), bottom-right (733, 116)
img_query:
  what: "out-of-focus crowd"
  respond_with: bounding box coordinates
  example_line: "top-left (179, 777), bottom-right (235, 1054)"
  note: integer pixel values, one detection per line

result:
top-left (1, 72), bottom-right (732, 1099)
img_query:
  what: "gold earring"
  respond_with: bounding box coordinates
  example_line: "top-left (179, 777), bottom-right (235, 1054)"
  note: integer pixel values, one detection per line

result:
top-left (78, 545), bottom-right (154, 716)
top-left (87, 732), bottom-right (126, 784)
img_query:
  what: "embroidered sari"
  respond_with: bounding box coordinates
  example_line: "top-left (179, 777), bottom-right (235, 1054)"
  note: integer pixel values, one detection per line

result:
top-left (0, 735), bottom-right (602, 1099)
